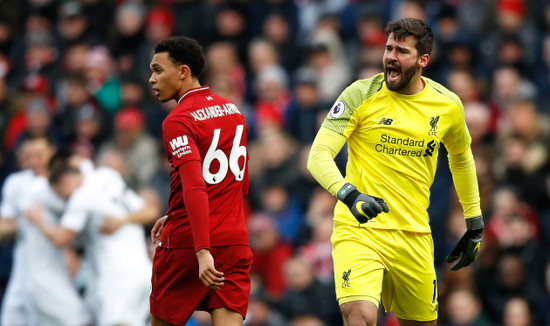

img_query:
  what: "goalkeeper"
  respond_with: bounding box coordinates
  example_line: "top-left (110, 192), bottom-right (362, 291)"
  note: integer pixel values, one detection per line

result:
top-left (307, 18), bottom-right (483, 326)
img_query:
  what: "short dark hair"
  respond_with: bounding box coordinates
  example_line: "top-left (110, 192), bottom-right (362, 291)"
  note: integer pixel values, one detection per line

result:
top-left (154, 36), bottom-right (207, 79)
top-left (385, 18), bottom-right (434, 56)
top-left (48, 150), bottom-right (79, 184)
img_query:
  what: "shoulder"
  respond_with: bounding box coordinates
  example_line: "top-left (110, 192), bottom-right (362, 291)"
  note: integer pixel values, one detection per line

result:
top-left (92, 167), bottom-right (125, 185)
top-left (2, 170), bottom-right (34, 193)
top-left (340, 74), bottom-right (385, 106)
top-left (424, 77), bottom-right (463, 110)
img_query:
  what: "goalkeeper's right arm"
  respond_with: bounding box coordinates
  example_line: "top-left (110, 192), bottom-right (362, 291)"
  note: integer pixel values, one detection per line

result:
top-left (307, 127), bottom-right (389, 223)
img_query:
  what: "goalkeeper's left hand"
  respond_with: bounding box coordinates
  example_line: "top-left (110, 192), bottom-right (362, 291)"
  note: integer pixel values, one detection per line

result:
top-left (446, 215), bottom-right (484, 271)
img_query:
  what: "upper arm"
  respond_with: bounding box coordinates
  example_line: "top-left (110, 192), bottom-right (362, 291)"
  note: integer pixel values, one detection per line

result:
top-left (163, 118), bottom-right (201, 168)
top-left (321, 76), bottom-right (384, 138)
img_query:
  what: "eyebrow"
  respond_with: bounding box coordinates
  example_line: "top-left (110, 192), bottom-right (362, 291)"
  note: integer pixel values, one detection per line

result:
top-left (386, 44), bottom-right (410, 52)
top-left (150, 63), bottom-right (161, 69)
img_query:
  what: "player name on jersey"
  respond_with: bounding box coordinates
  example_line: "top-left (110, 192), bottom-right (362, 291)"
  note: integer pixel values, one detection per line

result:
top-left (190, 103), bottom-right (241, 121)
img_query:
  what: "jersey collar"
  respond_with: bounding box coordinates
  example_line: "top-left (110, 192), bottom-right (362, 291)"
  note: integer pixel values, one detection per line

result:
top-left (177, 86), bottom-right (210, 104)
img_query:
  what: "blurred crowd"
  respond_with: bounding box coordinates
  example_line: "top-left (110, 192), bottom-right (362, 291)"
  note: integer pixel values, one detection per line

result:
top-left (1, 0), bottom-right (550, 325)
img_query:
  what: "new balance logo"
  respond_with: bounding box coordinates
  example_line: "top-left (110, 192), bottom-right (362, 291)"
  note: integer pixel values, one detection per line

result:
top-left (169, 135), bottom-right (189, 150)
top-left (206, 96), bottom-right (213, 101)
top-left (379, 118), bottom-right (393, 125)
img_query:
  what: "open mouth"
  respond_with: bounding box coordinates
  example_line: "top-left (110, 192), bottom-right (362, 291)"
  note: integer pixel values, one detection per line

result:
top-left (386, 66), bottom-right (401, 82)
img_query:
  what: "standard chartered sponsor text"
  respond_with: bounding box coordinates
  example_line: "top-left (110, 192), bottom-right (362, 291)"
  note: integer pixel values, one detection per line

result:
top-left (376, 133), bottom-right (425, 157)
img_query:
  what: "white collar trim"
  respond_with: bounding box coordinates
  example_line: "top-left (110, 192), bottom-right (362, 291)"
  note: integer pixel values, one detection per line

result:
top-left (177, 86), bottom-right (209, 104)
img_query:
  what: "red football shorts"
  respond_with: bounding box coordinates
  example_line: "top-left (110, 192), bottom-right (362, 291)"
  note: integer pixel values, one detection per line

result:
top-left (150, 245), bottom-right (253, 325)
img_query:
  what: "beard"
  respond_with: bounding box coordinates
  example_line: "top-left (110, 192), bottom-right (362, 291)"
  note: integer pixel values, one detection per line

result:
top-left (384, 62), bottom-right (417, 92)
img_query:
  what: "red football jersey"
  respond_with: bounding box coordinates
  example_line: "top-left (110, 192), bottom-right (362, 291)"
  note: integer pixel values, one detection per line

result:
top-left (161, 86), bottom-right (249, 250)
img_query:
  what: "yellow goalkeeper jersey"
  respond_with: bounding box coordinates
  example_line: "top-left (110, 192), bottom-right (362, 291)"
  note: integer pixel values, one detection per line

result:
top-left (321, 73), bottom-right (472, 233)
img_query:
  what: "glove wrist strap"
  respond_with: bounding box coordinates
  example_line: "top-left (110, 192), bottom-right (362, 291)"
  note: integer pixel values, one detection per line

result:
top-left (337, 183), bottom-right (360, 208)
top-left (465, 215), bottom-right (484, 230)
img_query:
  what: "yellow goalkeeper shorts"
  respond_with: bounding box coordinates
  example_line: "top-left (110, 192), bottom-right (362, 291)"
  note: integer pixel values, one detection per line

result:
top-left (331, 221), bottom-right (438, 322)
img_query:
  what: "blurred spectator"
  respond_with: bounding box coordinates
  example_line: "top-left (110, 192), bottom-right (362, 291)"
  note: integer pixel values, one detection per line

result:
top-left (212, 4), bottom-right (249, 64)
top-left (307, 30), bottom-right (351, 104)
top-left (488, 65), bottom-right (536, 129)
top-left (464, 102), bottom-right (493, 149)
top-left (253, 65), bottom-right (291, 131)
top-left (535, 261), bottom-right (550, 325)
top-left (249, 214), bottom-right (293, 301)
top-left (248, 126), bottom-right (301, 208)
top-left (119, 75), bottom-right (166, 139)
top-left (205, 41), bottom-right (246, 105)
top-left (84, 46), bottom-right (122, 113)
top-left (56, 1), bottom-right (100, 52)
top-left (112, 2), bottom-right (146, 75)
top-left (245, 293), bottom-right (287, 326)
top-left (0, 76), bottom-right (17, 152)
top-left (481, 251), bottom-right (543, 323)
top-left (97, 106), bottom-right (158, 190)
top-left (258, 183), bottom-right (303, 244)
top-left (285, 67), bottom-right (323, 145)
top-left (261, 11), bottom-right (301, 74)
top-left (442, 287), bottom-right (491, 326)
top-left (503, 297), bottom-right (532, 326)
top-left (134, 6), bottom-right (175, 80)
top-left (56, 73), bottom-right (102, 143)
top-left (298, 215), bottom-right (333, 283)
top-left (280, 256), bottom-right (340, 326)
top-left (61, 42), bottom-right (91, 74)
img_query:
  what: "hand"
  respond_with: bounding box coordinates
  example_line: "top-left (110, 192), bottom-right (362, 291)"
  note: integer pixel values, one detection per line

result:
top-left (446, 215), bottom-right (484, 271)
top-left (100, 216), bottom-right (126, 235)
top-left (196, 249), bottom-right (224, 290)
top-left (151, 215), bottom-right (167, 244)
top-left (337, 183), bottom-right (389, 223)
top-left (26, 205), bottom-right (44, 226)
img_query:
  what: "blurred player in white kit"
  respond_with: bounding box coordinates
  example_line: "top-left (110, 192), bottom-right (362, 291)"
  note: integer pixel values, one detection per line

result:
top-left (27, 151), bottom-right (158, 326)
top-left (0, 135), bottom-right (93, 326)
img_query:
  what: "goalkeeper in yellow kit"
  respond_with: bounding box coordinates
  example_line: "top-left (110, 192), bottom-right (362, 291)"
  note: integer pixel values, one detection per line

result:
top-left (307, 18), bottom-right (483, 326)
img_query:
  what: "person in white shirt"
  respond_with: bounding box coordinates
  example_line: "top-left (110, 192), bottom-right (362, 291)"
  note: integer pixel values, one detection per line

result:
top-left (1, 135), bottom-right (93, 326)
top-left (28, 151), bottom-right (159, 326)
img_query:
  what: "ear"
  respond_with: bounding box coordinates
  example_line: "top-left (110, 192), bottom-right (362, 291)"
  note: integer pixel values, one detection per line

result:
top-left (418, 54), bottom-right (430, 68)
top-left (179, 65), bottom-right (191, 80)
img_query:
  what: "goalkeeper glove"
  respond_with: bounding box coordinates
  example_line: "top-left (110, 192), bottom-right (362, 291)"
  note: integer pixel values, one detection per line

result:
top-left (446, 215), bottom-right (484, 271)
top-left (337, 183), bottom-right (389, 223)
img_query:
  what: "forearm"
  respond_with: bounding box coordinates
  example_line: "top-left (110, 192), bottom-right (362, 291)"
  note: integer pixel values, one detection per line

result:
top-left (448, 147), bottom-right (482, 218)
top-left (34, 220), bottom-right (73, 247)
top-left (179, 160), bottom-right (210, 252)
top-left (0, 218), bottom-right (17, 242)
top-left (307, 127), bottom-right (348, 197)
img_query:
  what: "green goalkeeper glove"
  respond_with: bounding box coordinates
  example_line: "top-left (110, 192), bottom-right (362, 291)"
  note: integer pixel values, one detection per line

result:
top-left (337, 183), bottom-right (389, 223)
top-left (446, 215), bottom-right (484, 271)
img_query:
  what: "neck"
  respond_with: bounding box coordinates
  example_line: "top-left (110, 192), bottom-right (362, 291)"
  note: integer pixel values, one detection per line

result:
top-left (177, 79), bottom-right (202, 102)
top-left (398, 72), bottom-right (425, 95)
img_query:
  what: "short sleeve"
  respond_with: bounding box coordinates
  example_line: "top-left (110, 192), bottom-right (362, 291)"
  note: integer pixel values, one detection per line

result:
top-left (60, 190), bottom-right (89, 232)
top-left (163, 117), bottom-right (201, 167)
top-left (121, 187), bottom-right (144, 213)
top-left (0, 176), bottom-right (17, 219)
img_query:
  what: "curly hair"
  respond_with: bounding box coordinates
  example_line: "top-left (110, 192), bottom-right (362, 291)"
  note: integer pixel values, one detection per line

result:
top-left (154, 36), bottom-right (207, 79)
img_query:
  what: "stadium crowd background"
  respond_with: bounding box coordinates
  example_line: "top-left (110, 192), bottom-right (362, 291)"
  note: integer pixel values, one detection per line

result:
top-left (1, 0), bottom-right (550, 325)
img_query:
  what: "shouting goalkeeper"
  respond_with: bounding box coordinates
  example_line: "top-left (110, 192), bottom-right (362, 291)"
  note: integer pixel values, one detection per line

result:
top-left (307, 18), bottom-right (483, 326)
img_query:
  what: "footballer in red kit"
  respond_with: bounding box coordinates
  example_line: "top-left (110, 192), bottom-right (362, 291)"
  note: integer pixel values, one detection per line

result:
top-left (148, 36), bottom-right (253, 326)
